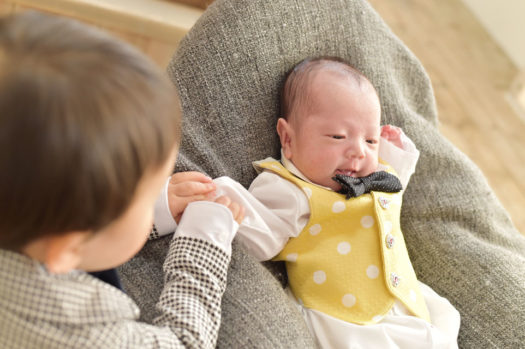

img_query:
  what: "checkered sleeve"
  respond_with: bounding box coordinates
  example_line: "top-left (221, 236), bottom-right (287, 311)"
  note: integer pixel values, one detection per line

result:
top-left (149, 224), bottom-right (161, 240)
top-left (110, 236), bottom-right (230, 348)
top-left (153, 236), bottom-right (230, 348)
top-left (0, 238), bottom-right (229, 349)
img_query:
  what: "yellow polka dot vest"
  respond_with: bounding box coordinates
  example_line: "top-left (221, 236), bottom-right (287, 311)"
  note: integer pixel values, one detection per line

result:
top-left (257, 161), bottom-right (430, 325)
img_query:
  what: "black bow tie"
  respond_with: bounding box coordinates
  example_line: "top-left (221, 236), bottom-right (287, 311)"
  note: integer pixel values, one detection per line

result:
top-left (332, 171), bottom-right (403, 199)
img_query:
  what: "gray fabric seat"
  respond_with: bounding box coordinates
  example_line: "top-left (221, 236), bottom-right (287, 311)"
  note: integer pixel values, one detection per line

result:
top-left (119, 0), bottom-right (525, 347)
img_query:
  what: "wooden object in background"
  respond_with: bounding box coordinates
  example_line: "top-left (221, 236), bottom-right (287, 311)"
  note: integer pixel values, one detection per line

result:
top-left (0, 0), bottom-right (203, 67)
top-left (509, 72), bottom-right (525, 121)
top-left (165, 0), bottom-right (212, 10)
top-left (368, 0), bottom-right (525, 234)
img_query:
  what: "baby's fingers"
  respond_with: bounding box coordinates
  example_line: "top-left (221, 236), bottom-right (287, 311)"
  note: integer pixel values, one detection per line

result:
top-left (231, 203), bottom-right (245, 225)
top-left (381, 125), bottom-right (401, 137)
top-left (213, 195), bottom-right (231, 206)
top-left (214, 196), bottom-right (245, 224)
top-left (380, 125), bottom-right (403, 148)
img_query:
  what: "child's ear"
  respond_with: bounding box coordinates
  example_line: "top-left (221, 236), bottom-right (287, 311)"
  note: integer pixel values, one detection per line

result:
top-left (276, 117), bottom-right (294, 160)
top-left (44, 232), bottom-right (90, 274)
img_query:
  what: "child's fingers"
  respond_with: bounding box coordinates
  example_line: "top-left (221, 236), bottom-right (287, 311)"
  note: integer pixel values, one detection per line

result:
top-left (168, 193), bottom-right (215, 221)
top-left (170, 193), bottom-right (211, 208)
top-left (171, 181), bottom-right (216, 197)
top-left (166, 173), bottom-right (217, 222)
top-left (170, 171), bottom-right (213, 185)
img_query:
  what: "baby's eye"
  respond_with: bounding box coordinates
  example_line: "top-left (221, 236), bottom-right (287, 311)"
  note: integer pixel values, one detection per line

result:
top-left (366, 139), bottom-right (378, 144)
top-left (331, 135), bottom-right (345, 140)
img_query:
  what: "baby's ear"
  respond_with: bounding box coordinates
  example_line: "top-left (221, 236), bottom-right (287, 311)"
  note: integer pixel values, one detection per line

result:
top-left (44, 232), bottom-right (90, 274)
top-left (276, 117), bottom-right (294, 159)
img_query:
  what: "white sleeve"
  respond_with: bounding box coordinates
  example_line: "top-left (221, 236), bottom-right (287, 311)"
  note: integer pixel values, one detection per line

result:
top-left (175, 200), bottom-right (239, 255)
top-left (379, 131), bottom-right (420, 188)
top-left (153, 176), bottom-right (177, 236)
top-left (213, 175), bottom-right (309, 261)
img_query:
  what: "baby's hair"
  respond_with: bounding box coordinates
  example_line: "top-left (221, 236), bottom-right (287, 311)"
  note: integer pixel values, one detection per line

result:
top-left (0, 11), bottom-right (181, 250)
top-left (280, 56), bottom-right (376, 120)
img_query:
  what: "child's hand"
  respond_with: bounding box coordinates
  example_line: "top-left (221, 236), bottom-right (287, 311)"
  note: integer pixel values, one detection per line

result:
top-left (381, 125), bottom-right (403, 149)
top-left (168, 171), bottom-right (216, 223)
top-left (214, 195), bottom-right (245, 224)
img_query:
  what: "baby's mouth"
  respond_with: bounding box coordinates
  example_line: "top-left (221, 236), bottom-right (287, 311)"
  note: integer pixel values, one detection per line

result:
top-left (335, 169), bottom-right (357, 177)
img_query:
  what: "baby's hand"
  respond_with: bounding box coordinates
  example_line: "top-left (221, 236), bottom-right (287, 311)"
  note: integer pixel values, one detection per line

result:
top-left (214, 195), bottom-right (245, 224)
top-left (168, 171), bottom-right (216, 223)
top-left (381, 125), bottom-right (403, 149)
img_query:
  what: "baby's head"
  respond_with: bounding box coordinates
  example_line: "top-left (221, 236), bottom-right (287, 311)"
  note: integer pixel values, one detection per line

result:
top-left (0, 12), bottom-right (180, 272)
top-left (278, 57), bottom-right (381, 191)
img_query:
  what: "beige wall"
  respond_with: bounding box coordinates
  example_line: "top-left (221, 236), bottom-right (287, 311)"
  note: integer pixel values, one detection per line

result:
top-left (461, 0), bottom-right (525, 70)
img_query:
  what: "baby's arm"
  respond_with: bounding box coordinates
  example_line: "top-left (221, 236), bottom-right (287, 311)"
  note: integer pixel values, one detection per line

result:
top-left (379, 125), bottom-right (420, 188)
top-left (213, 174), bottom-right (308, 261)
top-left (153, 171), bottom-right (216, 238)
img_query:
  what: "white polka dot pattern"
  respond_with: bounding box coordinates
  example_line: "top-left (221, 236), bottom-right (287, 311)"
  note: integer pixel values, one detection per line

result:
top-left (332, 201), bottom-right (346, 213)
top-left (309, 224), bottom-right (322, 236)
top-left (313, 271), bottom-right (327, 284)
top-left (361, 215), bottom-right (374, 228)
top-left (366, 265), bottom-right (380, 279)
top-left (337, 241), bottom-right (351, 255)
top-left (342, 294), bottom-right (356, 307)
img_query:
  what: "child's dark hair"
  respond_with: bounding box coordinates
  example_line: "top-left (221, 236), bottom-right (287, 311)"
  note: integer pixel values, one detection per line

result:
top-left (280, 56), bottom-right (375, 120)
top-left (0, 11), bottom-right (181, 250)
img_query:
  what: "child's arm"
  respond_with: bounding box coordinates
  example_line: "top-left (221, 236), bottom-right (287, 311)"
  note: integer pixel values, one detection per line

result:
top-left (91, 195), bottom-right (242, 348)
top-left (153, 171), bottom-right (216, 238)
top-left (152, 196), bottom-right (242, 346)
top-left (171, 195), bottom-right (244, 254)
top-left (379, 125), bottom-right (420, 188)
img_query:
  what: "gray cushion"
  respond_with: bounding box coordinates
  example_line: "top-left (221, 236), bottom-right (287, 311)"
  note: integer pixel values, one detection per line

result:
top-left (121, 0), bottom-right (525, 347)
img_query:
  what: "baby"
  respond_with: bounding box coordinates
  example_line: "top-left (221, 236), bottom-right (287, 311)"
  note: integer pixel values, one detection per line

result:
top-left (200, 57), bottom-right (461, 348)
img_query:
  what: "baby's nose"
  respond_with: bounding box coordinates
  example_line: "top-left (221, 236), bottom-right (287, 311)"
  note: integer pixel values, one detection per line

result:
top-left (346, 141), bottom-right (365, 158)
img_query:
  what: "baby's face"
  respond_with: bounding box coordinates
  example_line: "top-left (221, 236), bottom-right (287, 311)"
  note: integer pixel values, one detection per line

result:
top-left (279, 71), bottom-right (381, 191)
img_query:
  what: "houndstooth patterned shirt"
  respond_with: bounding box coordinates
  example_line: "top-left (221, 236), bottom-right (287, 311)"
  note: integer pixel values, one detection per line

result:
top-left (0, 236), bottom-right (230, 348)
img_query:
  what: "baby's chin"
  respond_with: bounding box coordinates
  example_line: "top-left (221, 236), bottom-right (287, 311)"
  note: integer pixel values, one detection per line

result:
top-left (322, 178), bottom-right (342, 192)
top-left (306, 176), bottom-right (341, 191)
top-left (330, 183), bottom-right (343, 192)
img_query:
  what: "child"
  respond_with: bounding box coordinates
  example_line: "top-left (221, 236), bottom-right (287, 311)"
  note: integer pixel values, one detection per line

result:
top-left (0, 11), bottom-right (243, 348)
top-left (155, 57), bottom-right (461, 348)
